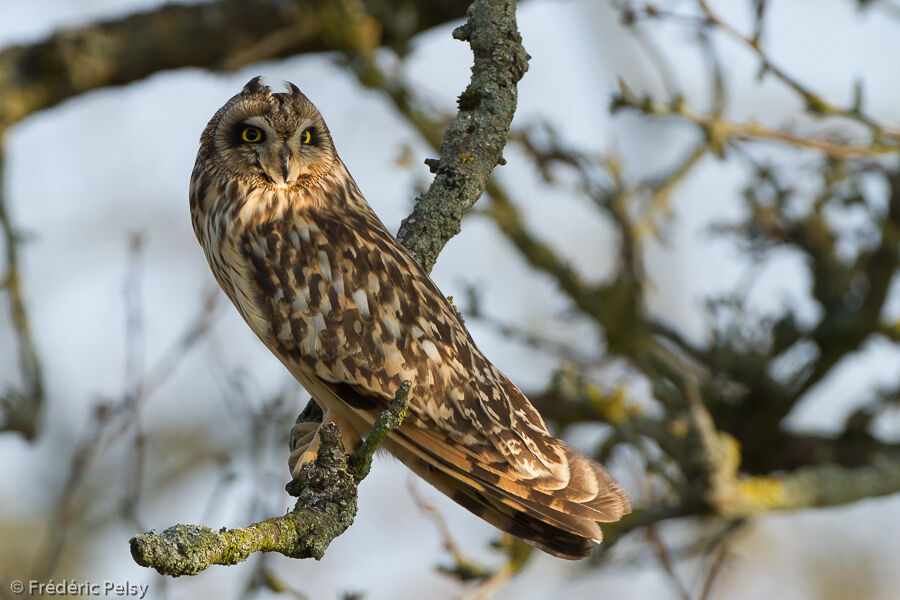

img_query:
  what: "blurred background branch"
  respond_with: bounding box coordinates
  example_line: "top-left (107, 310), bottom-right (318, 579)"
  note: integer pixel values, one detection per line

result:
top-left (0, 147), bottom-right (43, 438)
top-left (0, 0), bottom-right (473, 131)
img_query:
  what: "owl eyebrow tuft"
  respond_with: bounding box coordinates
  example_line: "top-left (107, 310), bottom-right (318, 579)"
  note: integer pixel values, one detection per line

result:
top-left (242, 76), bottom-right (271, 96)
top-left (241, 116), bottom-right (270, 129)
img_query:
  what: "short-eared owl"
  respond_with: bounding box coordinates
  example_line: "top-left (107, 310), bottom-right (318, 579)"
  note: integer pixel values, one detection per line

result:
top-left (189, 77), bottom-right (630, 559)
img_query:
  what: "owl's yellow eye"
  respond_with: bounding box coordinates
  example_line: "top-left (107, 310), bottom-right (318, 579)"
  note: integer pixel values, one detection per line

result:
top-left (241, 126), bottom-right (263, 143)
top-left (301, 129), bottom-right (311, 144)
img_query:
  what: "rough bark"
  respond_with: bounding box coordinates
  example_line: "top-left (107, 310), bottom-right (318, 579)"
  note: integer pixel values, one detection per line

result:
top-left (396, 0), bottom-right (529, 271)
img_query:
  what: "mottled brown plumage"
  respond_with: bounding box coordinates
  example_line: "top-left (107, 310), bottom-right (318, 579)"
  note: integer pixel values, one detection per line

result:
top-left (190, 77), bottom-right (631, 559)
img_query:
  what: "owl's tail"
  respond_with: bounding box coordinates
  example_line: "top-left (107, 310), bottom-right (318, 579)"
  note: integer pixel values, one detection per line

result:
top-left (384, 414), bottom-right (631, 559)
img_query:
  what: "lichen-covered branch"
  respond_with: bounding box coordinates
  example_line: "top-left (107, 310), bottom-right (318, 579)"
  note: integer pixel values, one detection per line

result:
top-left (347, 380), bottom-right (410, 482)
top-left (395, 0), bottom-right (530, 272)
top-left (131, 423), bottom-right (356, 574)
top-left (130, 384), bottom-right (410, 575)
top-left (714, 451), bottom-right (900, 517)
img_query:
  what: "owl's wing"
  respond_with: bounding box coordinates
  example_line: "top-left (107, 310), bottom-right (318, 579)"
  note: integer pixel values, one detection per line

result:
top-left (236, 195), bottom-right (630, 557)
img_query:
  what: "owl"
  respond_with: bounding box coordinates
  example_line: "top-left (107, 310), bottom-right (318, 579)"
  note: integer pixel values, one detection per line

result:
top-left (189, 77), bottom-right (631, 559)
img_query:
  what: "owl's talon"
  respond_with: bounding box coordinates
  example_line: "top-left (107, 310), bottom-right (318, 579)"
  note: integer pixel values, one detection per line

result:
top-left (288, 422), bottom-right (323, 479)
top-left (285, 477), bottom-right (304, 497)
top-left (290, 421), bottom-right (322, 451)
top-left (288, 407), bottom-right (363, 479)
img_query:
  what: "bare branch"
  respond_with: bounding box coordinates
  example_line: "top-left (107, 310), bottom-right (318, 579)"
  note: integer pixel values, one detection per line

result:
top-left (611, 86), bottom-right (899, 160)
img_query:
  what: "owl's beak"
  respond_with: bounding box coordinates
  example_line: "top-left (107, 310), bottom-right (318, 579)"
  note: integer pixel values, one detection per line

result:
top-left (259, 142), bottom-right (299, 185)
top-left (279, 144), bottom-right (292, 182)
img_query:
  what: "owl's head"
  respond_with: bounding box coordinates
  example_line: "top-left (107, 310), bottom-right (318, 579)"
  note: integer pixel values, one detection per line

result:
top-left (199, 77), bottom-right (337, 187)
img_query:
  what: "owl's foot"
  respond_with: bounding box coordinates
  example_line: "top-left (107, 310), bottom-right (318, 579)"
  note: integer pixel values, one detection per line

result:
top-left (288, 405), bottom-right (362, 480)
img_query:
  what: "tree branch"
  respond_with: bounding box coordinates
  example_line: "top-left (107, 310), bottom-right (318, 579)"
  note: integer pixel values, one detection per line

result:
top-left (396, 0), bottom-right (530, 272)
top-left (131, 423), bottom-right (357, 574)
top-left (347, 381), bottom-right (410, 482)
top-left (714, 453), bottom-right (900, 517)
top-left (611, 84), bottom-right (899, 159)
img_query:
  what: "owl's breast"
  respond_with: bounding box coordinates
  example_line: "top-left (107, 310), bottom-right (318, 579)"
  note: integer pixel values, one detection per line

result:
top-left (227, 215), bottom-right (351, 368)
top-left (191, 177), bottom-right (246, 313)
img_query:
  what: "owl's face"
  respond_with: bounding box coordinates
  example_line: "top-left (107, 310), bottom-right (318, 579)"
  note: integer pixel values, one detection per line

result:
top-left (201, 77), bottom-right (337, 187)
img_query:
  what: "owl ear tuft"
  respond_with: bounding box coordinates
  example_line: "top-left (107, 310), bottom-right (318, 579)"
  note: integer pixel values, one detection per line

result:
top-left (242, 76), bottom-right (271, 97)
top-left (285, 81), bottom-right (302, 96)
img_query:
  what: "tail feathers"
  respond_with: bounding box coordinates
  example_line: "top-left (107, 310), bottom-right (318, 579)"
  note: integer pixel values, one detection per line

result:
top-left (381, 416), bottom-right (631, 558)
top-left (391, 433), bottom-right (597, 559)
top-left (561, 446), bottom-right (632, 522)
top-left (433, 470), bottom-right (595, 559)
top-left (397, 416), bottom-right (629, 525)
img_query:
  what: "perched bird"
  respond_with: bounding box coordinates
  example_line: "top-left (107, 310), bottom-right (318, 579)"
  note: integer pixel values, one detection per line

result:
top-left (189, 77), bottom-right (631, 559)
